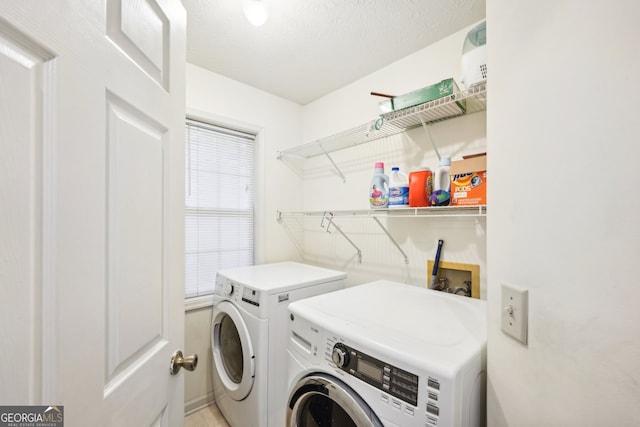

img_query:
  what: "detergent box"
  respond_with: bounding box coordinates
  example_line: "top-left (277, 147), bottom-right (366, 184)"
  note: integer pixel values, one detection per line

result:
top-left (378, 78), bottom-right (466, 114)
top-left (449, 153), bottom-right (486, 206)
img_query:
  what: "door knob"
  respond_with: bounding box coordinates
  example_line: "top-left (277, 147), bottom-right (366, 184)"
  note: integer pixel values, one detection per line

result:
top-left (169, 350), bottom-right (198, 375)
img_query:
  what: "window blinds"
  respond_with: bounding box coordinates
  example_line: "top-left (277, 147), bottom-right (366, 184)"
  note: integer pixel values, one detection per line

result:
top-left (185, 119), bottom-right (255, 298)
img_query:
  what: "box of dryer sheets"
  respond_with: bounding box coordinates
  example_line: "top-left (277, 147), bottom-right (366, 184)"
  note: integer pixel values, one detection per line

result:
top-left (379, 78), bottom-right (466, 114)
top-left (378, 98), bottom-right (393, 114)
top-left (449, 153), bottom-right (486, 206)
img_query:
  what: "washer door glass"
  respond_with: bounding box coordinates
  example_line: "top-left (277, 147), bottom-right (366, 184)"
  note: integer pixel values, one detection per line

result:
top-left (212, 300), bottom-right (255, 400)
top-left (287, 374), bottom-right (383, 427)
top-left (219, 314), bottom-right (243, 383)
top-left (297, 394), bottom-right (357, 427)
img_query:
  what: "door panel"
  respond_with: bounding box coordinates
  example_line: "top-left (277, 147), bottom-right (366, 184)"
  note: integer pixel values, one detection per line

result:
top-left (0, 1), bottom-right (186, 425)
top-left (106, 0), bottom-right (170, 88)
top-left (0, 18), bottom-right (54, 405)
top-left (105, 93), bottom-right (167, 385)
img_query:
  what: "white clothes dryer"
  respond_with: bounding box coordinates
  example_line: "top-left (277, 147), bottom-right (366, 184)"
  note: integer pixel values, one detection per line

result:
top-left (286, 280), bottom-right (487, 427)
top-left (211, 262), bottom-right (346, 427)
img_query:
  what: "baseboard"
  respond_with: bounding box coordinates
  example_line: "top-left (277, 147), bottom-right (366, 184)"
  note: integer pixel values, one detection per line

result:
top-left (185, 392), bottom-right (215, 416)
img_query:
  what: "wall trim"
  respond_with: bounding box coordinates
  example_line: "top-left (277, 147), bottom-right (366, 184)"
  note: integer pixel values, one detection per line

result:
top-left (184, 392), bottom-right (214, 416)
top-left (184, 294), bottom-right (214, 312)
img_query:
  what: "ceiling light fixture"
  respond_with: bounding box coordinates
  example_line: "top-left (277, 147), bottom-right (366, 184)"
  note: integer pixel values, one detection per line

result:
top-left (243, 0), bottom-right (269, 27)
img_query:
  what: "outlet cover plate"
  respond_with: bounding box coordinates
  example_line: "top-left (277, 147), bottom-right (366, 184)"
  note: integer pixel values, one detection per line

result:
top-left (501, 283), bottom-right (528, 345)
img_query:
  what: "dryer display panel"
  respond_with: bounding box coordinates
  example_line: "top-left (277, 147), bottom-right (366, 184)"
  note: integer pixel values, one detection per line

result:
top-left (241, 287), bottom-right (260, 306)
top-left (332, 343), bottom-right (418, 407)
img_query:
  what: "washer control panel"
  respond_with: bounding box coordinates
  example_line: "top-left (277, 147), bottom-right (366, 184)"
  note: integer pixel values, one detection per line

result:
top-left (215, 273), bottom-right (262, 309)
top-left (332, 342), bottom-right (418, 407)
top-left (241, 286), bottom-right (260, 306)
top-left (214, 274), bottom-right (235, 297)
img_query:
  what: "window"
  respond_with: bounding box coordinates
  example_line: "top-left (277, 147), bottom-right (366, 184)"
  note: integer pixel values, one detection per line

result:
top-left (185, 119), bottom-right (255, 299)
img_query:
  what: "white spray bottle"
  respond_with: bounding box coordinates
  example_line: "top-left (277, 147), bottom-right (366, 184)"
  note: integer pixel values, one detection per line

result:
top-left (434, 157), bottom-right (451, 193)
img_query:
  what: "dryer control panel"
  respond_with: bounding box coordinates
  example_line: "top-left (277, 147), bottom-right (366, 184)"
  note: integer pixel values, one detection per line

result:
top-left (331, 342), bottom-right (419, 407)
top-left (241, 286), bottom-right (261, 306)
top-left (215, 274), bottom-right (235, 297)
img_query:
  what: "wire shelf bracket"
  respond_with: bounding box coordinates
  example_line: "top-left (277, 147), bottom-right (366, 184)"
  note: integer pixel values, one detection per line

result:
top-left (277, 206), bottom-right (486, 265)
top-left (372, 217), bottom-right (408, 264)
top-left (320, 143), bottom-right (346, 183)
top-left (277, 82), bottom-right (486, 163)
top-left (321, 212), bottom-right (362, 263)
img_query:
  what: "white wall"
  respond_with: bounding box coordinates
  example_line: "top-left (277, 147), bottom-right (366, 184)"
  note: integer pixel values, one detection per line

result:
top-left (290, 23), bottom-right (488, 290)
top-left (186, 63), bottom-right (305, 264)
top-left (184, 64), bottom-right (304, 411)
top-left (186, 2), bottom-right (640, 421)
top-left (487, 1), bottom-right (640, 425)
top-left (183, 26), bottom-right (488, 410)
top-left (184, 306), bottom-right (214, 413)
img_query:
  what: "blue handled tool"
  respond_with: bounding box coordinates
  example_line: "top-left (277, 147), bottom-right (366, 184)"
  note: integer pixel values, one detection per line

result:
top-left (429, 239), bottom-right (444, 289)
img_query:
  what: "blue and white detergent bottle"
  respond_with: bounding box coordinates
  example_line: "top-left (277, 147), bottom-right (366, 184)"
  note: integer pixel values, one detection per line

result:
top-left (388, 167), bottom-right (409, 208)
top-left (431, 157), bottom-right (451, 206)
top-left (369, 162), bottom-right (389, 209)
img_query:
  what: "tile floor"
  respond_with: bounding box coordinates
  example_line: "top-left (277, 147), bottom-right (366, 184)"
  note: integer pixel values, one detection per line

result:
top-left (184, 404), bottom-right (230, 427)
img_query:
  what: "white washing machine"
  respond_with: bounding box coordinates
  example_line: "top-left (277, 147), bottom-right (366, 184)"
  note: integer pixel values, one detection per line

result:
top-left (211, 262), bottom-right (346, 427)
top-left (286, 280), bottom-right (487, 427)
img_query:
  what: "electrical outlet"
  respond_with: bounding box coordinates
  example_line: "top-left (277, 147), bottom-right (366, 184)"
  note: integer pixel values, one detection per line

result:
top-left (501, 283), bottom-right (528, 345)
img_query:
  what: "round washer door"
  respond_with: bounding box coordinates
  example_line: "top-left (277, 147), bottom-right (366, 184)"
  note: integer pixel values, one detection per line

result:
top-left (211, 300), bottom-right (255, 401)
top-left (287, 373), bottom-right (383, 427)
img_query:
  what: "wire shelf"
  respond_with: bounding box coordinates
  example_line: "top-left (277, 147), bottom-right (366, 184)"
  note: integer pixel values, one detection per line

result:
top-left (277, 82), bottom-right (487, 160)
top-left (382, 82), bottom-right (487, 129)
top-left (277, 120), bottom-right (405, 159)
top-left (277, 205), bottom-right (486, 220)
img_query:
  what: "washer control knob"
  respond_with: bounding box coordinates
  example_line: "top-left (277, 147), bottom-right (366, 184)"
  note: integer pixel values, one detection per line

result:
top-left (222, 281), bottom-right (234, 296)
top-left (332, 343), bottom-right (349, 368)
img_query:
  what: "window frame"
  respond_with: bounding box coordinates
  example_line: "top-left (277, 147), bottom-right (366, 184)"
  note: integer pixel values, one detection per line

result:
top-left (183, 111), bottom-right (262, 309)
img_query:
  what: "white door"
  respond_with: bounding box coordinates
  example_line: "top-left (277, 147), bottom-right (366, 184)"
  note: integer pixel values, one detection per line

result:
top-left (0, 1), bottom-right (187, 425)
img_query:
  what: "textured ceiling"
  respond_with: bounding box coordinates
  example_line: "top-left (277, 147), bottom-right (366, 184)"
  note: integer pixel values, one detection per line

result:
top-left (182, 0), bottom-right (486, 105)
